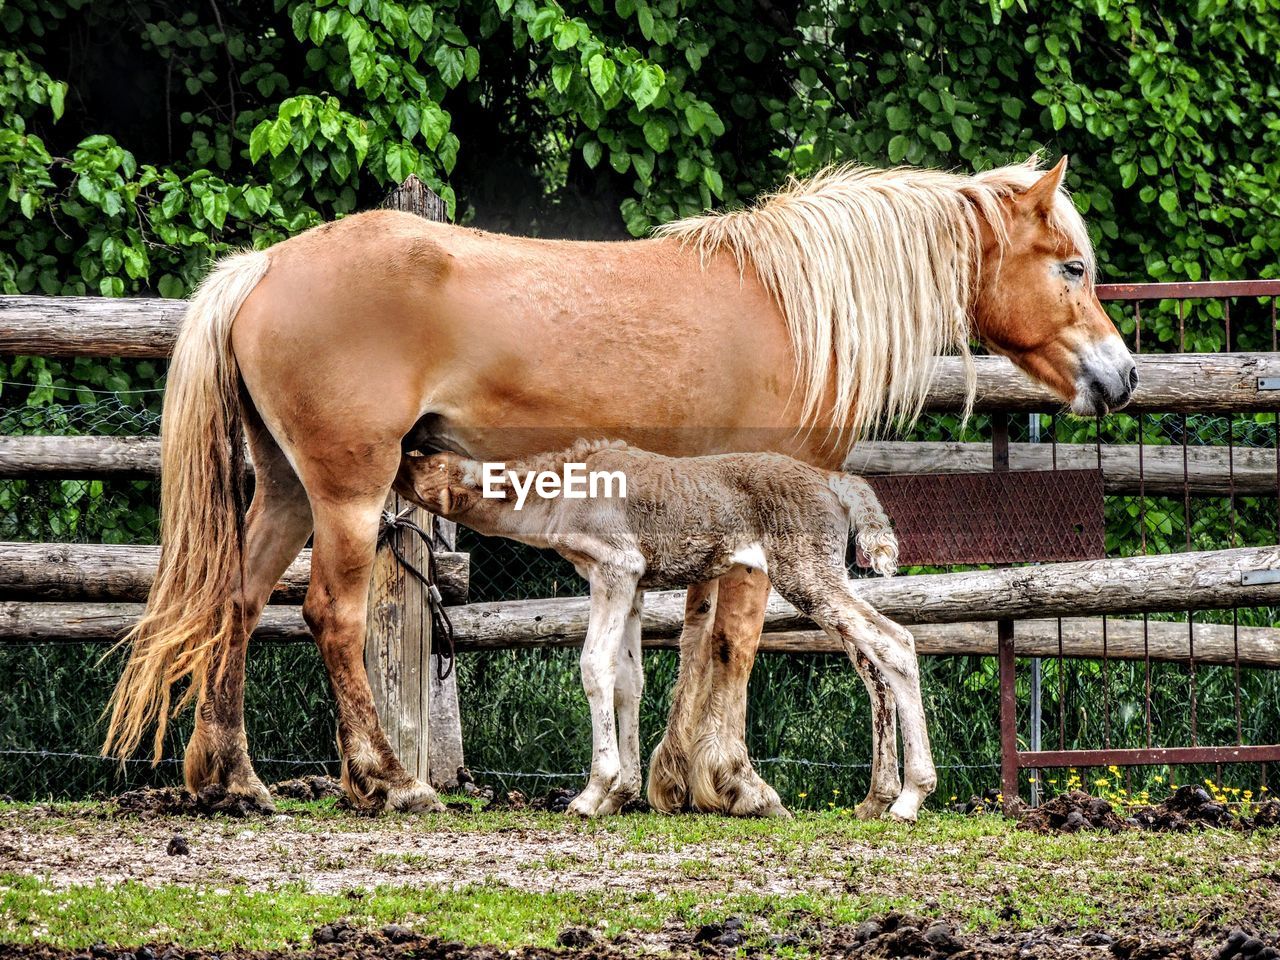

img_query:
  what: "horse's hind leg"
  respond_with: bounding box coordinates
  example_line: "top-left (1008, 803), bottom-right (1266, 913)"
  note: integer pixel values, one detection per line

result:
top-left (848, 651), bottom-right (901, 820)
top-left (775, 569), bottom-right (935, 822)
top-left (184, 411), bottom-right (312, 807)
top-left (303, 487), bottom-right (444, 813)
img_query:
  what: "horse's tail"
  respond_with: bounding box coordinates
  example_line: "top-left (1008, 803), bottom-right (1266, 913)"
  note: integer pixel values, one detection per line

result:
top-left (102, 250), bottom-right (270, 763)
top-left (829, 473), bottom-right (898, 578)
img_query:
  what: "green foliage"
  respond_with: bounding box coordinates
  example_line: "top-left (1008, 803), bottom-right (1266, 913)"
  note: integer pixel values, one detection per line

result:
top-left (4, 0), bottom-right (1280, 288)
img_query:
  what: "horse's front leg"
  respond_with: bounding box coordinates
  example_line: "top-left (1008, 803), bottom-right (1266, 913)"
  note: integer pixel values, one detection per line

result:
top-left (686, 566), bottom-right (789, 818)
top-left (593, 589), bottom-right (645, 816)
top-left (647, 581), bottom-right (718, 813)
top-left (568, 572), bottom-right (640, 817)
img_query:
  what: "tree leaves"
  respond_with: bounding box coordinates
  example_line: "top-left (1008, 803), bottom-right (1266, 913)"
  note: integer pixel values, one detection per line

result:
top-left (642, 119), bottom-right (669, 152)
top-left (628, 63), bottom-right (663, 110)
top-left (433, 46), bottom-right (464, 87)
top-left (3, 0), bottom-right (1279, 307)
top-left (888, 134), bottom-right (910, 164)
top-left (588, 54), bottom-right (616, 97)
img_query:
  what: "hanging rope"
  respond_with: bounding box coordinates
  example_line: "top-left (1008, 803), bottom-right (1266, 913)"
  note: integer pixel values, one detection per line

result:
top-left (377, 507), bottom-right (456, 681)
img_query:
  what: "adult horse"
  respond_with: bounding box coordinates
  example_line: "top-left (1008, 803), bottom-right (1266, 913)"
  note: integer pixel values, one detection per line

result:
top-left (103, 156), bottom-right (1135, 820)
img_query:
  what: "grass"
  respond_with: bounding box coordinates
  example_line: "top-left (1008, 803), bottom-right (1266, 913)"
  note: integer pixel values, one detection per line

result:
top-left (1, 799), bottom-right (1278, 951)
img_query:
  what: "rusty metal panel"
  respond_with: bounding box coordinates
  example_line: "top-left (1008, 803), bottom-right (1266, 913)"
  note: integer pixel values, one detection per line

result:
top-left (1018, 745), bottom-right (1280, 769)
top-left (858, 469), bottom-right (1106, 567)
top-left (1097, 279), bottom-right (1280, 301)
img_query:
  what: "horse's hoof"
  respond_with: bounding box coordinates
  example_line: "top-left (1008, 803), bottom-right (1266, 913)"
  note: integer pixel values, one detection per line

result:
top-left (723, 777), bottom-right (789, 818)
top-left (565, 796), bottom-right (599, 817)
top-left (240, 789), bottom-right (277, 815)
top-left (758, 799), bottom-right (793, 819)
top-left (387, 779), bottom-right (445, 813)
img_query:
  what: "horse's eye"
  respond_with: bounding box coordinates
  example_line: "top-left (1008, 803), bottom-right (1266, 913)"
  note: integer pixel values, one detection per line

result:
top-left (1063, 260), bottom-right (1086, 279)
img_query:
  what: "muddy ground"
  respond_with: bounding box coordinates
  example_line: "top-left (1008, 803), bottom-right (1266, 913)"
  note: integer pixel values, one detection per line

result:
top-left (4, 783), bottom-right (1280, 958)
top-left (6, 913), bottom-right (1280, 960)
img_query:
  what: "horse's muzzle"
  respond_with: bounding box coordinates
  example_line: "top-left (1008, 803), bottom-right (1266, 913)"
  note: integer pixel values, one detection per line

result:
top-left (1072, 337), bottom-right (1137, 416)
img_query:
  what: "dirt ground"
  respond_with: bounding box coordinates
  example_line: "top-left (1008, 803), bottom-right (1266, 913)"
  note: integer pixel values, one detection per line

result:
top-left (3, 785), bottom-right (1280, 959)
top-left (6, 912), bottom-right (1280, 960)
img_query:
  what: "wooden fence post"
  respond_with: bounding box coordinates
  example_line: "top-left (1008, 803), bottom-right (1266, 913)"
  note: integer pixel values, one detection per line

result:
top-left (427, 519), bottom-right (466, 788)
top-left (365, 175), bottom-right (466, 790)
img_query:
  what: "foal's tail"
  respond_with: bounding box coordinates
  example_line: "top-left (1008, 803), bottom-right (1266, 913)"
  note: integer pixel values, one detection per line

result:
top-left (829, 474), bottom-right (898, 578)
top-left (102, 250), bottom-right (270, 763)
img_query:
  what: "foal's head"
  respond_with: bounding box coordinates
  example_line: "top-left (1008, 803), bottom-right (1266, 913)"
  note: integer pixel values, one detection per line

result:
top-left (395, 452), bottom-right (482, 518)
top-left (971, 156), bottom-right (1136, 416)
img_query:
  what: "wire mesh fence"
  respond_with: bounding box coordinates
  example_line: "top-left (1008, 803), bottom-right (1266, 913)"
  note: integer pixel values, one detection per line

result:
top-left (1, 288), bottom-right (1278, 808)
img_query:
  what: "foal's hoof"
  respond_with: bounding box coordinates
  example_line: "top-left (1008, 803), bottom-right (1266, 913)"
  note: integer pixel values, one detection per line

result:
top-left (887, 800), bottom-right (921, 823)
top-left (592, 782), bottom-right (641, 817)
top-left (387, 779), bottom-right (446, 814)
top-left (853, 799), bottom-right (893, 821)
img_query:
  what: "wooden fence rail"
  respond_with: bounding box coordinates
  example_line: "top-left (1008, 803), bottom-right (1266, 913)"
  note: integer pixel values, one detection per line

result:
top-left (5, 604), bottom-right (1278, 667)
top-left (0, 541), bottom-right (468, 605)
top-left (445, 545), bottom-right (1280, 646)
top-left (847, 440), bottom-right (1280, 496)
top-left (5, 434), bottom-right (1278, 497)
top-left (3, 543), bottom-right (1272, 625)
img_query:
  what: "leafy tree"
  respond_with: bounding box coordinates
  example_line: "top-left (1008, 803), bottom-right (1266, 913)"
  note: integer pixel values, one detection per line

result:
top-left (2, 0), bottom-right (1278, 299)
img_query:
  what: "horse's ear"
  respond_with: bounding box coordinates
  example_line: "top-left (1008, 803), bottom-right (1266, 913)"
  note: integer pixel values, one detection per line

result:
top-left (1018, 155), bottom-right (1068, 217)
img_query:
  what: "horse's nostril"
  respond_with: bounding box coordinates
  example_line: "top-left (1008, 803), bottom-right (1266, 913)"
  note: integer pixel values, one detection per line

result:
top-left (1128, 366), bottom-right (1139, 389)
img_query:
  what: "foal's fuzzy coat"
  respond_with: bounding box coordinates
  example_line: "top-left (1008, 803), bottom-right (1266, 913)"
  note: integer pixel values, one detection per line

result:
top-left (397, 440), bottom-right (935, 820)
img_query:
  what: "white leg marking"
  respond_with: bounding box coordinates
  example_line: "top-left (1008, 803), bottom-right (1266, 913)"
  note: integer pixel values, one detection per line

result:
top-left (568, 572), bottom-right (638, 817)
top-left (728, 543), bottom-right (768, 575)
top-left (597, 590), bottom-right (645, 816)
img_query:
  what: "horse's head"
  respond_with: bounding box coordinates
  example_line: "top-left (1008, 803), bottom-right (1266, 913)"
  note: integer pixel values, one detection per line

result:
top-left (395, 451), bottom-right (482, 518)
top-left (971, 156), bottom-right (1136, 416)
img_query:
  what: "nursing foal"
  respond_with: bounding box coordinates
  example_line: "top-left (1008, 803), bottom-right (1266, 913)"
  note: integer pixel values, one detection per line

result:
top-left (396, 440), bottom-right (930, 821)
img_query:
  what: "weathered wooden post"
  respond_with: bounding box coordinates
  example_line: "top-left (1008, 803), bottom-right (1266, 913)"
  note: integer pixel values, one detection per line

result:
top-left (365, 175), bottom-right (466, 790)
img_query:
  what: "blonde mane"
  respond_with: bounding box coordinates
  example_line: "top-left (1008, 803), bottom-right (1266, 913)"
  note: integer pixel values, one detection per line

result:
top-left (655, 156), bottom-right (1094, 441)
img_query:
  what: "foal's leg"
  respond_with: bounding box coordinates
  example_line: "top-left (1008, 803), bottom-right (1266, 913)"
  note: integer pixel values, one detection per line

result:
top-left (568, 571), bottom-right (641, 817)
top-left (303, 490), bottom-right (443, 813)
top-left (686, 566), bottom-right (788, 818)
top-left (184, 413), bottom-right (312, 807)
top-left (848, 651), bottom-right (901, 821)
top-left (647, 581), bottom-right (717, 813)
top-left (595, 589), bottom-right (645, 816)
top-left (776, 571), bottom-right (935, 821)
